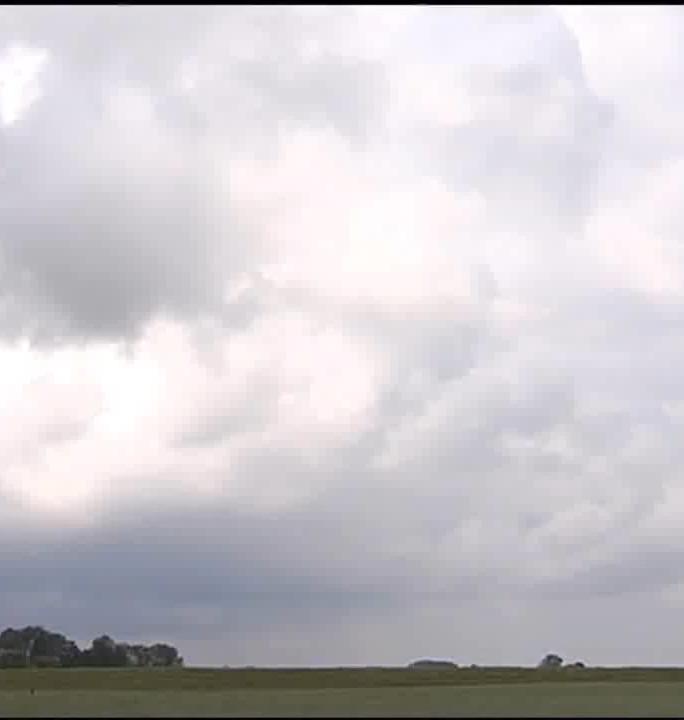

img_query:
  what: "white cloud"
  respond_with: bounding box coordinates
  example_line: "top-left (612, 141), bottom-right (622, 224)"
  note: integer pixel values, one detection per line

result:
top-left (2, 5), bottom-right (684, 666)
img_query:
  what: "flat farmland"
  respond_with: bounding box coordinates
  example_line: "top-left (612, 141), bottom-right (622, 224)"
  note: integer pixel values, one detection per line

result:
top-left (2, 667), bottom-right (684, 717)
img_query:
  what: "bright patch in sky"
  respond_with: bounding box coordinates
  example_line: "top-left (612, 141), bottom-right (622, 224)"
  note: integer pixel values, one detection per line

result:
top-left (0, 45), bottom-right (47, 125)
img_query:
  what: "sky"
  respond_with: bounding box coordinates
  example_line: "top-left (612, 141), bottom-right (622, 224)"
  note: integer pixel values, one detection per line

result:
top-left (0, 5), bottom-right (684, 668)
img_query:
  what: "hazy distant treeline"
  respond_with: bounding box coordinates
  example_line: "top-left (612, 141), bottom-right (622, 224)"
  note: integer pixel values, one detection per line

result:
top-left (0, 626), bottom-right (182, 668)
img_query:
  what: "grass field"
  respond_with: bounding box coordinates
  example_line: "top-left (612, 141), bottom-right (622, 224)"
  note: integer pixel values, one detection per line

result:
top-left (2, 667), bottom-right (684, 717)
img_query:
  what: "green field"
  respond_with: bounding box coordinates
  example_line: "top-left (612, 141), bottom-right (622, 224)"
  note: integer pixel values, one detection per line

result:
top-left (2, 667), bottom-right (684, 717)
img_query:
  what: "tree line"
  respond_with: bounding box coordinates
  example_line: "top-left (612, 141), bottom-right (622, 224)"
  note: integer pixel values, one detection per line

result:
top-left (0, 626), bottom-right (182, 668)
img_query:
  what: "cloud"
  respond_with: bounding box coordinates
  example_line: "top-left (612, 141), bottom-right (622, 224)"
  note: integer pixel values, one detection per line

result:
top-left (1, 6), bottom-right (684, 667)
top-left (0, 7), bottom-right (386, 343)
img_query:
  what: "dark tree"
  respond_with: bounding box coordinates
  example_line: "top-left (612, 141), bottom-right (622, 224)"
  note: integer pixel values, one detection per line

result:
top-left (538, 653), bottom-right (563, 669)
top-left (0, 626), bottom-right (181, 669)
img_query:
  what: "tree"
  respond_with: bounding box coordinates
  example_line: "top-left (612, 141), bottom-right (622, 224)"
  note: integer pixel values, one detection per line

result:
top-left (0, 626), bottom-right (45, 666)
top-left (148, 643), bottom-right (182, 667)
top-left (0, 625), bottom-right (182, 669)
top-left (84, 635), bottom-right (128, 667)
top-left (538, 653), bottom-right (563, 669)
top-left (30, 628), bottom-right (80, 666)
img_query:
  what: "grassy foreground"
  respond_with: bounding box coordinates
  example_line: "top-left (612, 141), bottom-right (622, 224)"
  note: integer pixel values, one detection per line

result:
top-left (2, 667), bottom-right (684, 717)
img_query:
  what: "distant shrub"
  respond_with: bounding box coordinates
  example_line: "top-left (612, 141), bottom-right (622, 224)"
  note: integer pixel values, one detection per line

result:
top-left (408, 659), bottom-right (458, 670)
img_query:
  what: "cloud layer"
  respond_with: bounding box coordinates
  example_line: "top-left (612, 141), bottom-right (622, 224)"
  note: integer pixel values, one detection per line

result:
top-left (1, 6), bottom-right (684, 666)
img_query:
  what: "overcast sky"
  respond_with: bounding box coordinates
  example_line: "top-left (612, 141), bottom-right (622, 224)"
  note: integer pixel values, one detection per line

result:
top-left (1, 5), bottom-right (684, 668)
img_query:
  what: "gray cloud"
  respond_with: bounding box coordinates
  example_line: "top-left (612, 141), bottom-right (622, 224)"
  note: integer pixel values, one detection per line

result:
top-left (1, 5), bottom-right (684, 669)
top-left (0, 470), bottom-right (681, 667)
top-left (0, 7), bottom-right (386, 343)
